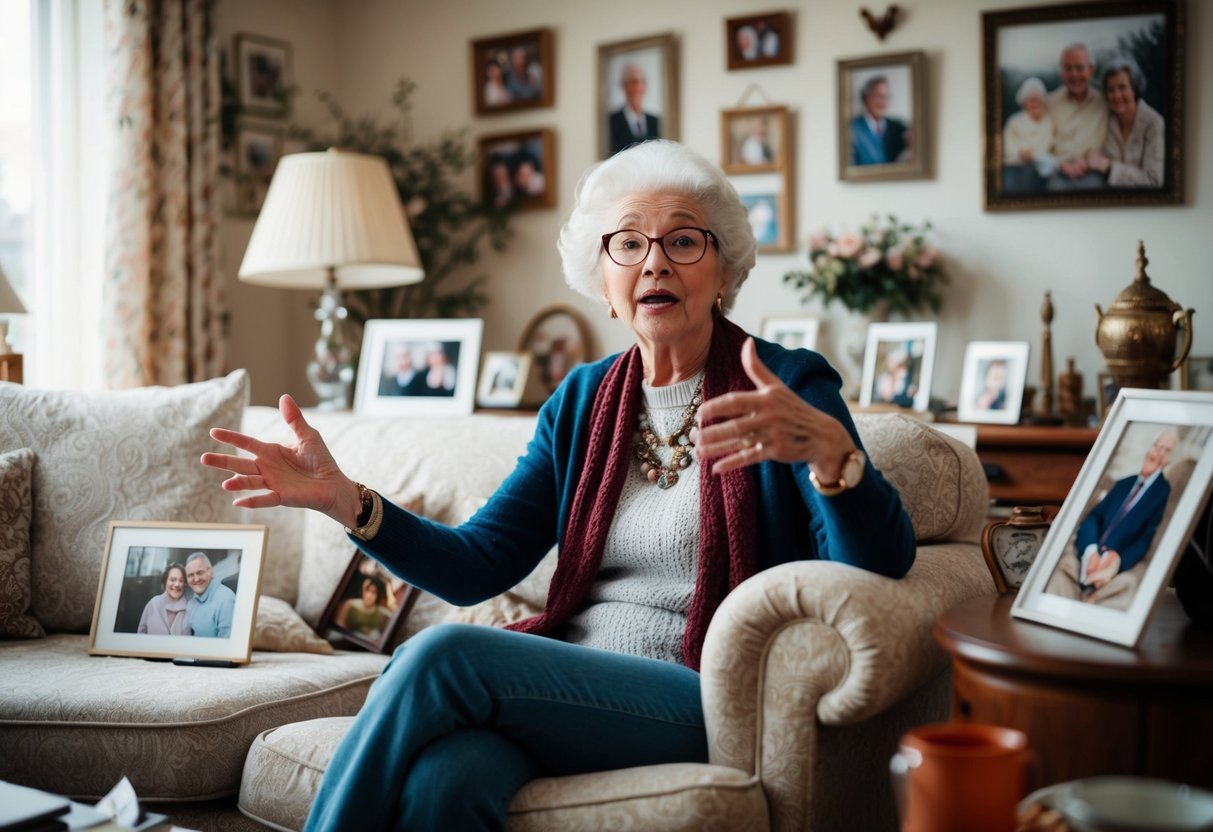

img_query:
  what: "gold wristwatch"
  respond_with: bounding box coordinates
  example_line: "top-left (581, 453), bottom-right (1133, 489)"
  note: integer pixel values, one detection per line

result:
top-left (809, 449), bottom-right (866, 496)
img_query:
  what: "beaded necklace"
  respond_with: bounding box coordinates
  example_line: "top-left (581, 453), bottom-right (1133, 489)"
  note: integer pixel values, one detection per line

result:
top-left (634, 378), bottom-right (704, 489)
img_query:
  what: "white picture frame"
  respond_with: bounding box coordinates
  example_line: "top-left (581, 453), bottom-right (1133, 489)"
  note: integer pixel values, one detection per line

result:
top-left (859, 321), bottom-right (937, 412)
top-left (957, 340), bottom-right (1031, 425)
top-left (354, 319), bottom-right (483, 415)
top-left (477, 351), bottom-right (532, 408)
top-left (760, 316), bottom-right (820, 352)
top-left (88, 521), bottom-right (267, 664)
top-left (1012, 390), bottom-right (1213, 647)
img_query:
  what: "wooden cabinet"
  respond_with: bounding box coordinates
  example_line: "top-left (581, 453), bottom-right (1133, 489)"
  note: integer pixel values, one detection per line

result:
top-left (973, 424), bottom-right (1099, 505)
top-left (935, 594), bottom-right (1213, 791)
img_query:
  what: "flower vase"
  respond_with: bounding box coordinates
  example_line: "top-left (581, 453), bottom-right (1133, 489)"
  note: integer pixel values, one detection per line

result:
top-left (838, 299), bottom-right (890, 400)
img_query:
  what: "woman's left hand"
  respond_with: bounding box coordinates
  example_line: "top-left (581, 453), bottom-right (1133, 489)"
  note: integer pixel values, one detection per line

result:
top-left (696, 338), bottom-right (857, 481)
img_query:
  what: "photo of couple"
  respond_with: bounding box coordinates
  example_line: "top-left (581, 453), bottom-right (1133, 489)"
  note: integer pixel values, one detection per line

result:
top-left (113, 549), bottom-right (240, 639)
top-left (991, 8), bottom-right (1176, 200)
top-left (378, 339), bottom-right (461, 399)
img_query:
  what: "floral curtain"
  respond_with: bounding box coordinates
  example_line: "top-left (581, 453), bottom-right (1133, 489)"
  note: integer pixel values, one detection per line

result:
top-left (102, 0), bottom-right (225, 387)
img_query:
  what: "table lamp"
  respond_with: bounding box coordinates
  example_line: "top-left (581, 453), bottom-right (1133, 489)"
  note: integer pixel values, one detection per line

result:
top-left (0, 262), bottom-right (26, 383)
top-left (238, 149), bottom-right (424, 410)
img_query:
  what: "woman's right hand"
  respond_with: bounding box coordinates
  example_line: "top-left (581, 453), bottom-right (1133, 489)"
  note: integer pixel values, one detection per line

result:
top-left (200, 394), bottom-right (362, 527)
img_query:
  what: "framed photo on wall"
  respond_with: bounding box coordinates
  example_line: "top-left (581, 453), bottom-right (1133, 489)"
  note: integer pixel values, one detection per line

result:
top-left (837, 50), bottom-right (928, 182)
top-left (470, 28), bottom-right (554, 115)
top-left (958, 341), bottom-right (1031, 425)
top-left (479, 129), bottom-right (556, 210)
top-left (859, 321), bottom-right (938, 412)
top-left (730, 173), bottom-right (792, 253)
top-left (354, 319), bottom-right (483, 416)
top-left (1013, 390), bottom-right (1213, 647)
top-left (235, 123), bottom-right (283, 216)
top-left (724, 11), bottom-right (793, 70)
top-left (234, 34), bottom-right (291, 118)
top-left (317, 553), bottom-right (417, 653)
top-left (721, 105), bottom-right (789, 174)
top-left (982, 1), bottom-right (1184, 211)
top-left (88, 521), bottom-right (267, 663)
top-left (598, 33), bottom-right (679, 159)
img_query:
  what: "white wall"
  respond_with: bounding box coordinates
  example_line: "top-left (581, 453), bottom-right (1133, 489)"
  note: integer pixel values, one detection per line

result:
top-left (219, 0), bottom-right (1212, 407)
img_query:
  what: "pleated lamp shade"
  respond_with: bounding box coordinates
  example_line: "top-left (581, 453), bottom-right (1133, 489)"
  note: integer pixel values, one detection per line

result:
top-left (0, 264), bottom-right (26, 314)
top-left (238, 149), bottom-right (424, 289)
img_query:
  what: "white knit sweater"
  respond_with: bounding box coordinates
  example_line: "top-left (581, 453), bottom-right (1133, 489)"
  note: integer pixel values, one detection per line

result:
top-left (564, 372), bottom-right (703, 664)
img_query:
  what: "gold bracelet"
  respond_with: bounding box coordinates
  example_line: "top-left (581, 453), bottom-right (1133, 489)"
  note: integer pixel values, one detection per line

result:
top-left (346, 483), bottom-right (384, 541)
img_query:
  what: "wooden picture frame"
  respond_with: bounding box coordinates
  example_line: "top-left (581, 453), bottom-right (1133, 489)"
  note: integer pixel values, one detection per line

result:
top-left (470, 28), bottom-right (554, 116)
top-left (958, 341), bottom-right (1032, 425)
top-left (721, 105), bottom-right (789, 174)
top-left (837, 50), bottom-right (928, 182)
top-left (760, 316), bottom-right (820, 352)
top-left (235, 123), bottom-right (283, 216)
top-left (477, 351), bottom-right (532, 409)
top-left (1013, 390), bottom-right (1213, 647)
top-left (88, 521), bottom-right (267, 664)
top-left (982, 1), bottom-right (1184, 211)
top-left (598, 33), bottom-right (679, 159)
top-left (479, 128), bottom-right (557, 211)
top-left (317, 552), bottom-right (417, 653)
top-left (724, 11), bottom-right (793, 71)
top-left (234, 34), bottom-right (291, 118)
top-left (354, 319), bottom-right (483, 416)
top-left (859, 321), bottom-right (938, 412)
top-left (518, 305), bottom-right (594, 406)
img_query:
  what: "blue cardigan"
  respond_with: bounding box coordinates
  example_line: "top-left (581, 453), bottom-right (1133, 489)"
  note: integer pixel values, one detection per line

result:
top-left (354, 338), bottom-right (916, 606)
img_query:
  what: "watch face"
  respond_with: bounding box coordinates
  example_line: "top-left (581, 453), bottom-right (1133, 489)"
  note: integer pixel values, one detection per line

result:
top-left (992, 525), bottom-right (1046, 589)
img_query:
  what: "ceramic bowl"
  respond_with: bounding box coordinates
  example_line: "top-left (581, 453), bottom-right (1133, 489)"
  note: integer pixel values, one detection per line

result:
top-left (1021, 777), bottom-right (1213, 832)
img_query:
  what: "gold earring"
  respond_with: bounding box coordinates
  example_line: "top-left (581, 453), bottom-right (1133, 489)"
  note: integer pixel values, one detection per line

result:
top-left (608, 303), bottom-right (618, 319)
top-left (715, 295), bottom-right (723, 314)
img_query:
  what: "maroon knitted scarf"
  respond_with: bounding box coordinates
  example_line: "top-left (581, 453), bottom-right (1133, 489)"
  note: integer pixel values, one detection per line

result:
top-left (506, 318), bottom-right (758, 670)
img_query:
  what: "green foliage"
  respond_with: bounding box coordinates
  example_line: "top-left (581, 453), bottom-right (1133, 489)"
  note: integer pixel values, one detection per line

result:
top-left (288, 79), bottom-right (513, 328)
top-left (782, 215), bottom-right (946, 315)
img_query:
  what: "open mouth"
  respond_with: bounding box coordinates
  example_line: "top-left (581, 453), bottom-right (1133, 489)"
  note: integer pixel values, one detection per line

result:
top-left (638, 291), bottom-right (678, 307)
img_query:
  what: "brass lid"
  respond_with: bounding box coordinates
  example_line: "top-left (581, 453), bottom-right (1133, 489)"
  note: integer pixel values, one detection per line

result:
top-left (1108, 241), bottom-right (1180, 313)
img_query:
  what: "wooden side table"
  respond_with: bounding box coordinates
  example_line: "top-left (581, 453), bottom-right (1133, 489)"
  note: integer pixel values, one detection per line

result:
top-left (934, 593), bottom-right (1213, 791)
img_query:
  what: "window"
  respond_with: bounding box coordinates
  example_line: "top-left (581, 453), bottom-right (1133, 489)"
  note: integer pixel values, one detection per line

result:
top-left (0, 0), bottom-right (32, 353)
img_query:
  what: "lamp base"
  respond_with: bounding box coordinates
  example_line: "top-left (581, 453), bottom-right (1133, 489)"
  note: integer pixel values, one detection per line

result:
top-left (0, 352), bottom-right (22, 384)
top-left (307, 278), bottom-right (355, 411)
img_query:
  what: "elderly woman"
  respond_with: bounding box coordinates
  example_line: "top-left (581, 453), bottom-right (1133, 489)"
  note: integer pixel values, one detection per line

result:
top-left (1002, 76), bottom-right (1058, 185)
top-left (1085, 54), bottom-right (1165, 188)
top-left (136, 563), bottom-right (189, 635)
top-left (201, 140), bottom-right (914, 831)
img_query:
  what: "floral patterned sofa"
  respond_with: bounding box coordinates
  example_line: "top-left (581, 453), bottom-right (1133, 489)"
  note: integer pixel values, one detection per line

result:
top-left (0, 371), bottom-right (994, 831)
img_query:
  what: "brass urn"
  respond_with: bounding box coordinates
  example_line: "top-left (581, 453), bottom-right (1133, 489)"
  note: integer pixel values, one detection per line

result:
top-left (1095, 241), bottom-right (1193, 390)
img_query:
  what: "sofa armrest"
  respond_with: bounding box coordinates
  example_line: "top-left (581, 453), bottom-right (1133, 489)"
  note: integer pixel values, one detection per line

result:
top-left (700, 544), bottom-right (994, 775)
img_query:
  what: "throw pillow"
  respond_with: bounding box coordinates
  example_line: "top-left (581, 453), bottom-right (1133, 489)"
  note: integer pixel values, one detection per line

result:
top-left (0, 370), bottom-right (249, 632)
top-left (253, 595), bottom-right (333, 654)
top-left (0, 447), bottom-right (43, 639)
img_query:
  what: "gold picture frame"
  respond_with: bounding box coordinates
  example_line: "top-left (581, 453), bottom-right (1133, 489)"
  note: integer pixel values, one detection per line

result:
top-left (598, 33), bottom-right (679, 159)
top-left (837, 50), bottom-right (928, 182)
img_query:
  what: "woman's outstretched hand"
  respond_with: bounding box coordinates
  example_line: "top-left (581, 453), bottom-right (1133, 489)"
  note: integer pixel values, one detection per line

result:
top-left (200, 394), bottom-right (361, 527)
top-left (696, 338), bottom-right (856, 482)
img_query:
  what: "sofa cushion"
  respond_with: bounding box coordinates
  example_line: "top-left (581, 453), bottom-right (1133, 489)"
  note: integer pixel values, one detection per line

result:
top-left (253, 595), bottom-right (332, 654)
top-left (853, 413), bottom-right (989, 544)
top-left (0, 633), bottom-right (388, 801)
top-left (0, 370), bottom-right (249, 632)
top-left (0, 447), bottom-right (43, 639)
top-left (239, 717), bottom-right (768, 832)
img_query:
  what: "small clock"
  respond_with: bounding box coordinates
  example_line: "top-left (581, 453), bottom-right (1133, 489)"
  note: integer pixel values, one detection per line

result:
top-left (981, 506), bottom-right (1052, 593)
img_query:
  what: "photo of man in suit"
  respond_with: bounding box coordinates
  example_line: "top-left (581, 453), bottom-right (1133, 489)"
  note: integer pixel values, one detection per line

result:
top-left (851, 74), bottom-right (910, 166)
top-left (1045, 427), bottom-right (1179, 606)
top-left (608, 63), bottom-right (660, 156)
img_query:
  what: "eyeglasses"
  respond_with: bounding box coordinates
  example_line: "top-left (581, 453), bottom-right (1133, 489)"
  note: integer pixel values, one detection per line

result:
top-left (600, 227), bottom-right (716, 267)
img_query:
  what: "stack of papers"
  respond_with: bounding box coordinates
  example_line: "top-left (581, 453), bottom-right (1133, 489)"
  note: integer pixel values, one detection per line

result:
top-left (0, 779), bottom-right (183, 832)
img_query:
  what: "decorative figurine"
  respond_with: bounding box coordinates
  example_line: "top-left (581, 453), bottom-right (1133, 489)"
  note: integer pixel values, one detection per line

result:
top-left (981, 506), bottom-right (1052, 593)
top-left (1095, 241), bottom-right (1194, 390)
top-left (1026, 291), bottom-right (1062, 425)
top-left (859, 5), bottom-right (901, 41)
top-left (1058, 357), bottom-right (1084, 425)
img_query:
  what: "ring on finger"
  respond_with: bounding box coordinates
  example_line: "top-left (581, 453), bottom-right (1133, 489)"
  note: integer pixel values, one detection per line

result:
top-left (740, 433), bottom-right (753, 449)
top-left (754, 441), bottom-right (764, 454)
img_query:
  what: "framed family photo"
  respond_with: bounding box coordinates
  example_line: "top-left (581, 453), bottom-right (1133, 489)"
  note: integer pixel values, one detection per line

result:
top-left (234, 34), bottom-right (291, 118)
top-left (1013, 390), bottom-right (1213, 647)
top-left (982, 0), bottom-right (1184, 211)
top-left (477, 351), bottom-right (531, 409)
top-left (598, 33), bottom-right (679, 159)
top-left (730, 174), bottom-right (792, 253)
top-left (958, 341), bottom-right (1031, 425)
top-left (235, 123), bottom-right (283, 216)
top-left (724, 11), bottom-right (793, 71)
top-left (837, 50), bottom-right (928, 182)
top-left (721, 106), bottom-right (789, 174)
top-left (761, 316), bottom-right (820, 352)
top-left (470, 28), bottom-right (554, 116)
top-left (88, 522), bottom-right (267, 663)
top-left (318, 553), bottom-right (417, 653)
top-left (354, 319), bottom-right (483, 416)
top-left (479, 129), bottom-right (556, 211)
top-left (518, 305), bottom-right (594, 405)
top-left (859, 321), bottom-right (937, 412)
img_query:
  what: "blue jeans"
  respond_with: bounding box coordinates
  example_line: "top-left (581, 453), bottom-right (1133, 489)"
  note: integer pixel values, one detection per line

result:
top-left (304, 623), bottom-right (708, 831)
